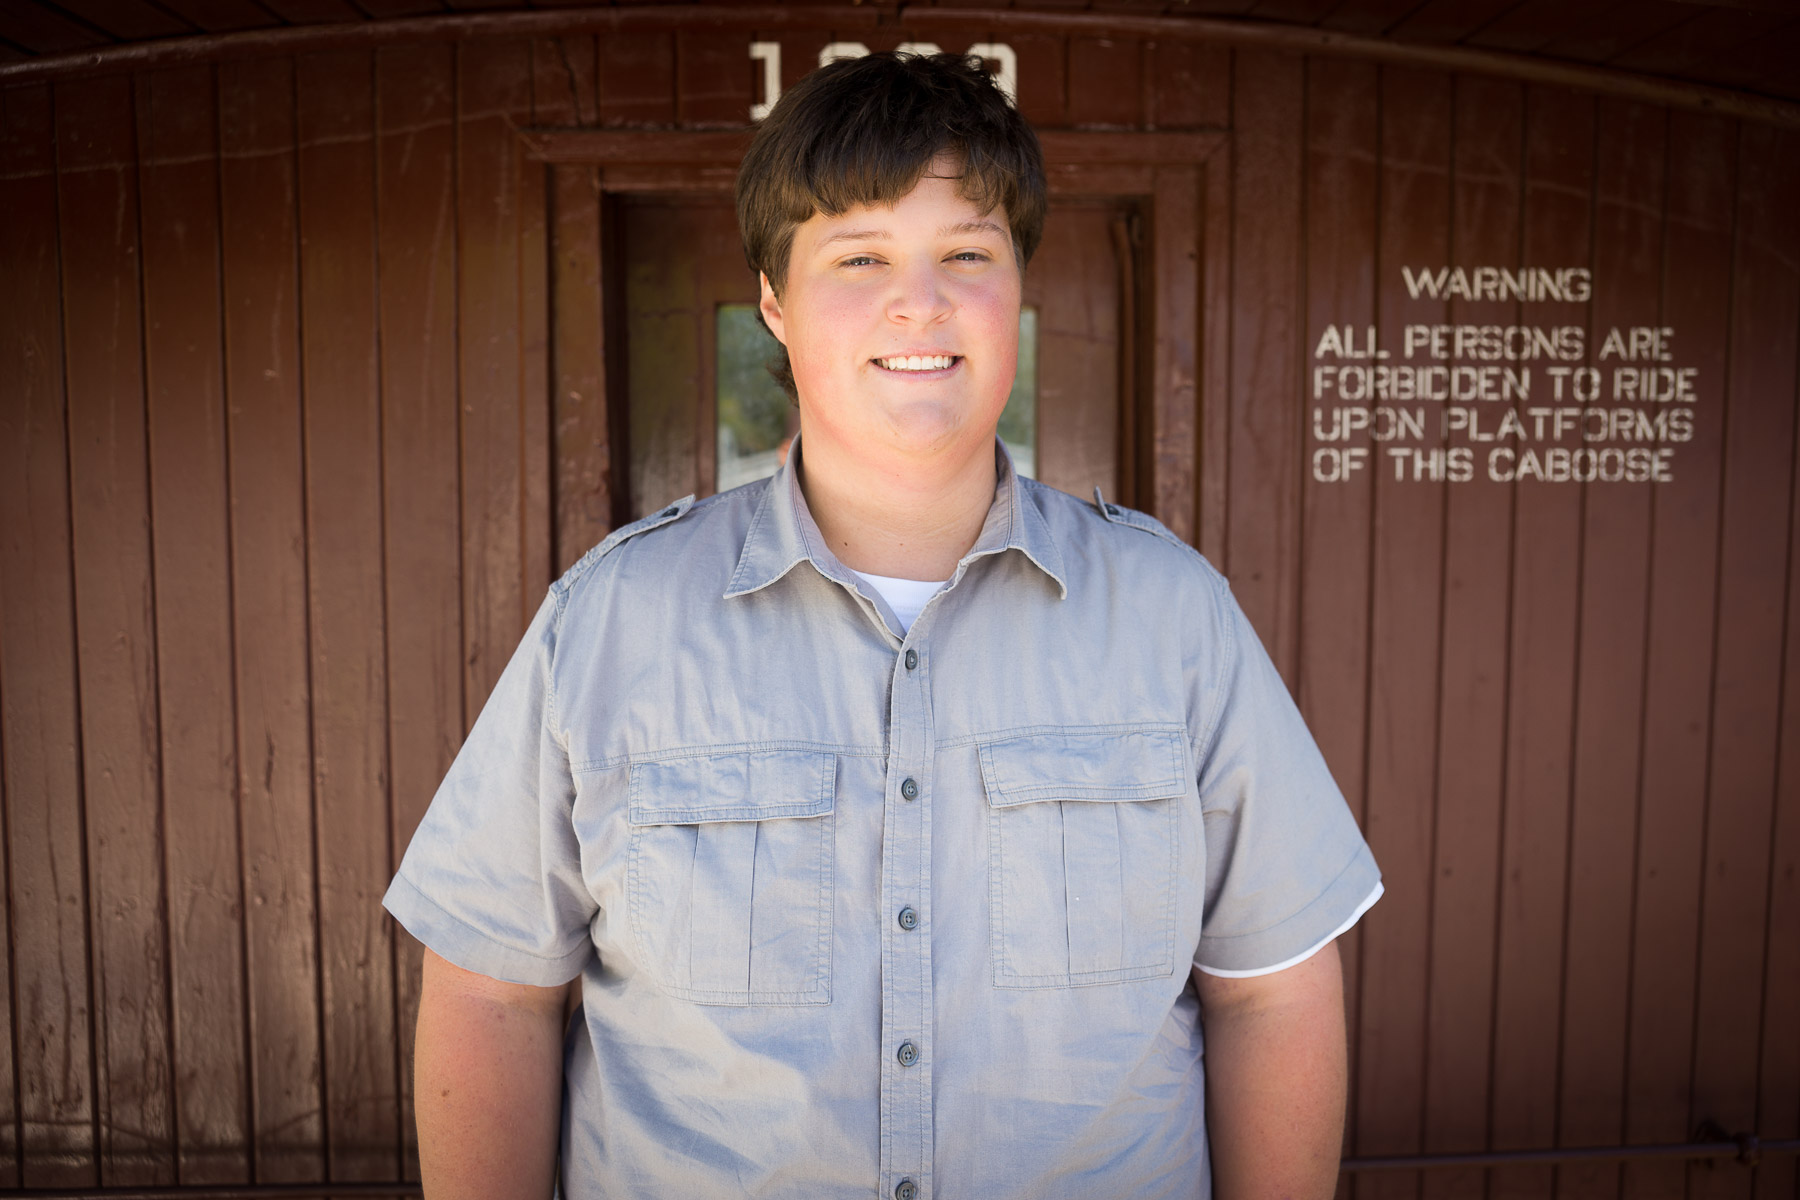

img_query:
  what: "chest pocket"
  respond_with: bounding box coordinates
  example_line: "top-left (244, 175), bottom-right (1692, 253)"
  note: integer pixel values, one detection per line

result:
top-left (626, 750), bottom-right (836, 1005)
top-left (980, 729), bottom-right (1184, 989)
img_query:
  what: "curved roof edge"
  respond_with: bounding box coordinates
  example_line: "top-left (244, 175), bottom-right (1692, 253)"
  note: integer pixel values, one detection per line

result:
top-left (2, 4), bottom-right (1796, 129)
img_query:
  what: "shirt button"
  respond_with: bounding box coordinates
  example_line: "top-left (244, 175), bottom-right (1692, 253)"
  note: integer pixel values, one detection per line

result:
top-left (897, 1041), bottom-right (919, 1067)
top-left (904, 648), bottom-right (918, 670)
top-left (900, 777), bottom-right (918, 801)
top-left (897, 906), bottom-right (918, 931)
top-left (896, 1181), bottom-right (918, 1200)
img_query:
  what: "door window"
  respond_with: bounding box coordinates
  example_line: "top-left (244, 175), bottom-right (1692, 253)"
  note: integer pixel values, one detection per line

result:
top-left (716, 304), bottom-right (793, 494)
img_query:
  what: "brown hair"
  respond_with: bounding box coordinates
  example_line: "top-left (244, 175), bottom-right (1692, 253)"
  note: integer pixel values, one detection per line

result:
top-left (735, 50), bottom-right (1048, 397)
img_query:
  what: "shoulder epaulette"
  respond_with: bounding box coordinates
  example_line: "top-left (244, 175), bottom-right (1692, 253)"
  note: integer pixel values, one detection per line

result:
top-left (1090, 487), bottom-right (1227, 591)
top-left (554, 494), bottom-right (697, 594)
top-left (1091, 487), bottom-right (1189, 550)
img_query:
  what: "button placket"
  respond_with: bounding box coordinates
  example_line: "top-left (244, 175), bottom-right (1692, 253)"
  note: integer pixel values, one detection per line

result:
top-left (879, 631), bottom-right (933, 1200)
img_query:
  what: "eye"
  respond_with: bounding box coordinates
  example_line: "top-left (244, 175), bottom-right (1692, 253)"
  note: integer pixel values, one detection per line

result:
top-left (839, 254), bottom-right (882, 268)
top-left (949, 250), bottom-right (991, 263)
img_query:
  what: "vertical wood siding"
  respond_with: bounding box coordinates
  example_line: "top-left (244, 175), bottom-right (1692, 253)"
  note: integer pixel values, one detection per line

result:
top-left (1427, 70), bottom-right (1517, 1200)
top-left (373, 42), bottom-right (461, 1180)
top-left (1357, 65), bottom-right (1451, 1200)
top-left (1297, 57), bottom-right (1376, 1193)
top-left (0, 29), bottom-right (1796, 1196)
top-left (57, 68), bottom-right (170, 1190)
top-left (138, 63), bottom-right (246, 1189)
top-left (0, 79), bottom-right (90, 1193)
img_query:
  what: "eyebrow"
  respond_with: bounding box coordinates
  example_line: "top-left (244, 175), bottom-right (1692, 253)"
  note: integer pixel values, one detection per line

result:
top-left (815, 219), bottom-right (1008, 249)
top-left (816, 228), bottom-right (889, 248)
top-left (939, 219), bottom-right (1008, 239)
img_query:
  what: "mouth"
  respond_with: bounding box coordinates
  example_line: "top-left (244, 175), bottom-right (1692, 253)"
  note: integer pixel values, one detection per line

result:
top-left (873, 354), bottom-right (961, 374)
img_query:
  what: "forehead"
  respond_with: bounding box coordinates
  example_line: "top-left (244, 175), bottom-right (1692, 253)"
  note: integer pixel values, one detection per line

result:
top-left (796, 180), bottom-right (1009, 246)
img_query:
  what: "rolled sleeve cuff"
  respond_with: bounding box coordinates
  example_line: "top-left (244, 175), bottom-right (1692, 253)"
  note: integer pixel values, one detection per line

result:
top-left (1194, 845), bottom-right (1383, 977)
top-left (383, 872), bottom-right (592, 987)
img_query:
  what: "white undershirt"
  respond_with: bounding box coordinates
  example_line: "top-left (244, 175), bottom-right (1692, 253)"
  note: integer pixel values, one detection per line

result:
top-left (850, 569), bottom-right (947, 635)
top-left (1193, 880), bottom-right (1386, 978)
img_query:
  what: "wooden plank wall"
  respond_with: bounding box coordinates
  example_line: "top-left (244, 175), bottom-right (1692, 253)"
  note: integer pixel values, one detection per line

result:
top-left (0, 28), bottom-right (1797, 1197)
top-left (1223, 46), bottom-right (1800, 1200)
top-left (0, 41), bottom-right (549, 1191)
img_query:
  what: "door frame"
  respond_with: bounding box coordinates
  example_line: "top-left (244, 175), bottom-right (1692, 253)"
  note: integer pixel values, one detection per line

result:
top-left (519, 128), bottom-right (1227, 559)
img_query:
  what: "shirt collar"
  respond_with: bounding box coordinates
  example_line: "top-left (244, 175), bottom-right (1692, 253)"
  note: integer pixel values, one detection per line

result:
top-left (723, 436), bottom-right (1068, 601)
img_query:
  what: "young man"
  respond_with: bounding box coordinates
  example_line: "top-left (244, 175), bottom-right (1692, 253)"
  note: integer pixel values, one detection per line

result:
top-left (387, 51), bottom-right (1381, 1200)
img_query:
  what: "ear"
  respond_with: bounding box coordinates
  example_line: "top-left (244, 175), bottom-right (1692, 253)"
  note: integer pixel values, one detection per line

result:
top-left (759, 272), bottom-right (788, 346)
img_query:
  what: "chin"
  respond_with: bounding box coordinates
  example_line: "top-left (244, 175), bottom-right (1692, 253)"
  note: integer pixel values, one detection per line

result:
top-left (876, 398), bottom-right (983, 450)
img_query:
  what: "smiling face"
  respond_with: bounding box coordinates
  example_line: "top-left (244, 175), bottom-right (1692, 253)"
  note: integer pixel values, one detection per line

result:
top-left (758, 157), bottom-right (1022, 473)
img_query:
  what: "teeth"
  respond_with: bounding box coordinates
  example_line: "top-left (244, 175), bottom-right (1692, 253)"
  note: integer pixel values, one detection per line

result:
top-left (879, 355), bottom-right (954, 371)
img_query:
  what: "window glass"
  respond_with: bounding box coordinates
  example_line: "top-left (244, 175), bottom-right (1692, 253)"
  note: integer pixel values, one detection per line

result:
top-left (716, 304), bottom-right (794, 493)
top-left (1000, 305), bottom-right (1038, 479)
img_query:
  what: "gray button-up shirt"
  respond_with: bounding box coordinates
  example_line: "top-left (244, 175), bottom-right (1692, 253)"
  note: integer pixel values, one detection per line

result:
top-left (385, 443), bottom-right (1381, 1199)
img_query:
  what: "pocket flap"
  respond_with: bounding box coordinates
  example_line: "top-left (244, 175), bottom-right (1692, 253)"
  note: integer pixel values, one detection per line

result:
top-left (979, 729), bottom-right (1186, 808)
top-left (628, 750), bottom-right (836, 825)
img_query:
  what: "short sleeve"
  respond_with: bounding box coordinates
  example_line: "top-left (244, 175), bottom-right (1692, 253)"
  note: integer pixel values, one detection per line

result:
top-left (383, 590), bottom-right (594, 987)
top-left (1192, 588), bottom-right (1381, 976)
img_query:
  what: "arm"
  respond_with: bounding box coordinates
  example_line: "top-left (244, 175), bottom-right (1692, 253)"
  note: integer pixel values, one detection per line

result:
top-left (414, 948), bottom-right (573, 1199)
top-left (1194, 940), bottom-right (1348, 1200)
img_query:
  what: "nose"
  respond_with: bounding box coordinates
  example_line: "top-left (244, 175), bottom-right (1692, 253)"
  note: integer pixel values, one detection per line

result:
top-left (885, 257), bottom-right (953, 327)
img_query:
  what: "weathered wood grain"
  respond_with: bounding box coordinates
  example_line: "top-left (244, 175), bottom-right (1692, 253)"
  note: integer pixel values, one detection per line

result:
top-left (295, 48), bottom-right (398, 1184)
top-left (1149, 165), bottom-right (1199, 540)
top-left (0, 80), bottom-right (93, 1192)
top-left (1421, 71), bottom-right (1522, 1200)
top-left (136, 61), bottom-right (251, 1187)
top-left (1758, 132), bottom-right (1800, 1200)
top-left (1196, 140), bottom-right (1231, 566)
top-left (677, 30), bottom-right (753, 127)
top-left (218, 56), bottom-right (326, 1184)
top-left (457, 37), bottom-right (535, 715)
top-left (1622, 109), bottom-right (1736, 1200)
top-left (1150, 37), bottom-right (1228, 128)
top-left (1067, 35), bottom-right (1142, 127)
top-left (1225, 48), bottom-right (1304, 680)
top-left (622, 196), bottom-right (706, 518)
top-left (1555, 95), bottom-right (1667, 1200)
top-left (56, 69), bottom-right (175, 1188)
top-left (1686, 115), bottom-right (1800, 1200)
top-left (598, 32), bottom-right (675, 128)
top-left (1351, 62), bottom-right (1452, 1200)
top-left (2, 27), bottom-right (1799, 1194)
top-left (1296, 57), bottom-right (1376, 1182)
top-left (374, 42), bottom-right (462, 1185)
top-left (1031, 199), bottom-right (1123, 502)
top-left (535, 35), bottom-right (612, 574)
top-left (1008, 32), bottom-right (1067, 128)
top-left (1488, 83), bottom-right (1593, 1200)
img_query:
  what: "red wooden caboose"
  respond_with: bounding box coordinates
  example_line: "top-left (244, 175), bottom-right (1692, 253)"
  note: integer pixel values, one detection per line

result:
top-left (0, 2), bottom-right (1797, 1196)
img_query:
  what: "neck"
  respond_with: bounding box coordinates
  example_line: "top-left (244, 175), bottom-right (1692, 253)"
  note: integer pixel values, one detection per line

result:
top-left (796, 433), bottom-right (997, 581)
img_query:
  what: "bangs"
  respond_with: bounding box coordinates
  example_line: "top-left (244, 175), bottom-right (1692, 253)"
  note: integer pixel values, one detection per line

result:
top-left (772, 120), bottom-right (1026, 242)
